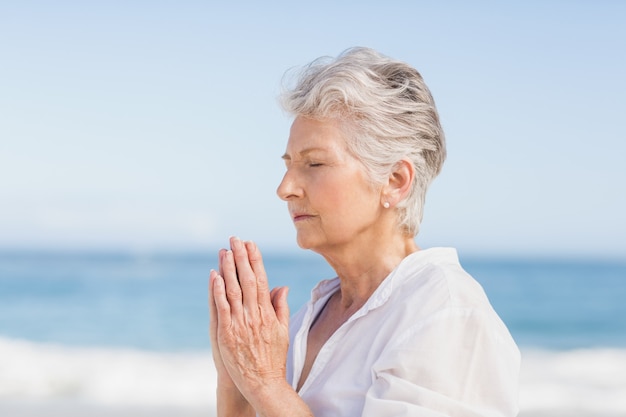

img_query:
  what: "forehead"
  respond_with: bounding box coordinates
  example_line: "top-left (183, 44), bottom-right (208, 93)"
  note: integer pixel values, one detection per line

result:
top-left (283, 116), bottom-right (349, 158)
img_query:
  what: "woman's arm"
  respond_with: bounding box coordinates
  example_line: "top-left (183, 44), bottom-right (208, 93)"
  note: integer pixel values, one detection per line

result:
top-left (211, 237), bottom-right (314, 417)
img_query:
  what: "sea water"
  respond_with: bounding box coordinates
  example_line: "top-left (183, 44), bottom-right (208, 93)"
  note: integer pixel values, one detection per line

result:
top-left (1, 250), bottom-right (625, 415)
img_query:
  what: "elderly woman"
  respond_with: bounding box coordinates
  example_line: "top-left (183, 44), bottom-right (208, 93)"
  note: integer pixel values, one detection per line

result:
top-left (209, 47), bottom-right (520, 416)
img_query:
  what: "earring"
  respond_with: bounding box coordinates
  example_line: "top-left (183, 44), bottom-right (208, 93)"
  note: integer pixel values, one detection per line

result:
top-left (383, 202), bottom-right (390, 209)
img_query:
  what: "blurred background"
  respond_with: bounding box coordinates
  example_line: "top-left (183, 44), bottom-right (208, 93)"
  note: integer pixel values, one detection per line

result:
top-left (1, 1), bottom-right (625, 416)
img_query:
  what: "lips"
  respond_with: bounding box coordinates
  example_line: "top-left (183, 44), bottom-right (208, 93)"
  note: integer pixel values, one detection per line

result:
top-left (290, 209), bottom-right (315, 222)
top-left (293, 214), bottom-right (314, 222)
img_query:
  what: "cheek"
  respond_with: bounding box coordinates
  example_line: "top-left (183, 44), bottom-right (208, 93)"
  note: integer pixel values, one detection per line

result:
top-left (308, 167), bottom-right (378, 213)
top-left (324, 184), bottom-right (377, 219)
top-left (314, 178), bottom-right (356, 211)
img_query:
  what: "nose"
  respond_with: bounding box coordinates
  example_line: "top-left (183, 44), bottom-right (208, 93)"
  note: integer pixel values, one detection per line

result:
top-left (276, 168), bottom-right (302, 201)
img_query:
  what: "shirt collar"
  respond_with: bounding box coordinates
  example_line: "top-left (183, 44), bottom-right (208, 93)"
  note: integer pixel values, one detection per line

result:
top-left (307, 247), bottom-right (460, 317)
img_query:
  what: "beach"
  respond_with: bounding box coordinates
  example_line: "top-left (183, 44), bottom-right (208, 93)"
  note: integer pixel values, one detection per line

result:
top-left (2, 337), bottom-right (626, 416)
top-left (0, 403), bottom-right (214, 417)
top-left (1, 405), bottom-right (622, 417)
top-left (1, 252), bottom-right (625, 415)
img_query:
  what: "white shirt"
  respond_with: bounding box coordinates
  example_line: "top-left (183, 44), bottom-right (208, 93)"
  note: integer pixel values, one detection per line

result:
top-left (286, 248), bottom-right (520, 416)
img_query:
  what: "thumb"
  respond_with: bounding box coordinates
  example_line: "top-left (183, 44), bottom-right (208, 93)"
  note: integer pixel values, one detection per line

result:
top-left (271, 286), bottom-right (290, 326)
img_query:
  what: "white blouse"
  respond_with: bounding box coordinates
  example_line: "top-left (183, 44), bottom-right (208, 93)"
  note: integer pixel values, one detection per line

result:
top-left (286, 248), bottom-right (520, 416)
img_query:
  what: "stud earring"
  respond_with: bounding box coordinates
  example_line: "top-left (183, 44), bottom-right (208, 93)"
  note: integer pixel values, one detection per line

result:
top-left (383, 202), bottom-right (390, 209)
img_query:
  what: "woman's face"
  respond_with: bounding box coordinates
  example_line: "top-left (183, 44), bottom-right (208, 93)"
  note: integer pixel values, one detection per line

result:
top-left (277, 116), bottom-right (384, 254)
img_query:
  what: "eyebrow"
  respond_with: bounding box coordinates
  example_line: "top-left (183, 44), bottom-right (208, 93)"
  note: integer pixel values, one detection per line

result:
top-left (281, 147), bottom-right (327, 160)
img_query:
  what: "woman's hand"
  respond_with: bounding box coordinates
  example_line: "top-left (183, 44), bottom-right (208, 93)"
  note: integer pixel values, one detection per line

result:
top-left (209, 250), bottom-right (231, 382)
top-left (211, 237), bottom-right (292, 414)
top-left (209, 249), bottom-right (253, 415)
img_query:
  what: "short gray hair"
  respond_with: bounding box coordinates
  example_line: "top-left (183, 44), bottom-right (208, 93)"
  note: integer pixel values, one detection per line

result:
top-left (280, 47), bottom-right (446, 236)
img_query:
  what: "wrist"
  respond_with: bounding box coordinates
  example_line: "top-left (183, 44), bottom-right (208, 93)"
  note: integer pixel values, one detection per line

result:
top-left (217, 376), bottom-right (242, 396)
top-left (248, 378), bottom-right (312, 417)
top-left (216, 383), bottom-right (254, 417)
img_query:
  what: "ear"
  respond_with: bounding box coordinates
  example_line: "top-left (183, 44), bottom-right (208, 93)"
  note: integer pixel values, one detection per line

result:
top-left (382, 159), bottom-right (415, 208)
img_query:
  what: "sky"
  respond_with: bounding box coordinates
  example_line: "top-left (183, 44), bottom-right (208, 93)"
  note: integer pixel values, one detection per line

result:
top-left (1, 1), bottom-right (625, 259)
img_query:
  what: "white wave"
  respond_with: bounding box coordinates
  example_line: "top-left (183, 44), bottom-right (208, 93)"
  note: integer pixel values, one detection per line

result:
top-left (2, 337), bottom-right (626, 415)
top-left (0, 337), bottom-right (216, 407)
top-left (519, 348), bottom-right (626, 416)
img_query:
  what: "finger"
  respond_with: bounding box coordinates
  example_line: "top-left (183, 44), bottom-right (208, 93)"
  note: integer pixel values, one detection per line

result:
top-left (230, 237), bottom-right (258, 311)
top-left (245, 241), bottom-right (272, 307)
top-left (221, 249), bottom-right (244, 317)
top-left (218, 248), bottom-right (227, 277)
top-left (208, 269), bottom-right (222, 337)
top-left (270, 286), bottom-right (290, 327)
top-left (211, 272), bottom-right (232, 329)
top-left (208, 270), bottom-right (222, 361)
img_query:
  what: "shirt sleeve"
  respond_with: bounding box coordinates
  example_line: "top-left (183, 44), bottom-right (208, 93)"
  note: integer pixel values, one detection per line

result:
top-left (362, 307), bottom-right (520, 417)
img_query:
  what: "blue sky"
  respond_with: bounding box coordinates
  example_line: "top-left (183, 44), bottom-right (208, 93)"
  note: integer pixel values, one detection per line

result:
top-left (1, 1), bottom-right (624, 258)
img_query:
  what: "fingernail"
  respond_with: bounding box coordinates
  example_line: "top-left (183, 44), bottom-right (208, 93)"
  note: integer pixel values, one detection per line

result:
top-left (215, 274), bottom-right (223, 287)
top-left (231, 236), bottom-right (242, 250)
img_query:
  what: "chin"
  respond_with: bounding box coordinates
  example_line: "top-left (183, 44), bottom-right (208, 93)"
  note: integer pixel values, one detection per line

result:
top-left (295, 232), bottom-right (319, 251)
top-left (296, 236), bottom-right (312, 250)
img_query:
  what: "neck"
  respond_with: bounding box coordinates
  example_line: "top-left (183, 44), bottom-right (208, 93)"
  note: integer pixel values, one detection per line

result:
top-left (319, 234), bottom-right (419, 310)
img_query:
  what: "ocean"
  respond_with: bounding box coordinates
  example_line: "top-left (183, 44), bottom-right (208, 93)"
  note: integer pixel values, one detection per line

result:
top-left (1, 250), bottom-right (625, 416)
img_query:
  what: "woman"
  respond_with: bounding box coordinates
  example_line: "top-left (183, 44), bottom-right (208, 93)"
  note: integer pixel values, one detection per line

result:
top-left (209, 47), bottom-right (520, 416)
